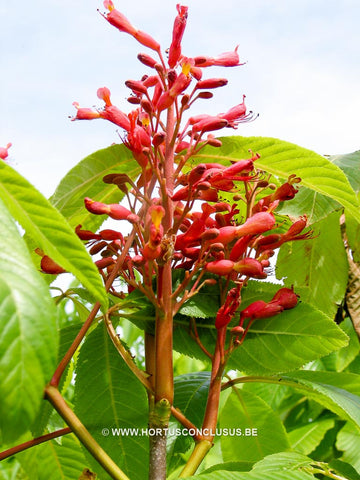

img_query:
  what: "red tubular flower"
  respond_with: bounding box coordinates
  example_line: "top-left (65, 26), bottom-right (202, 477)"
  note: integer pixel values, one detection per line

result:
top-left (124, 110), bottom-right (151, 167)
top-left (284, 216), bottom-right (309, 239)
top-left (215, 286), bottom-right (241, 329)
top-left (235, 212), bottom-right (276, 237)
top-left (256, 216), bottom-right (312, 253)
top-left (175, 217), bottom-right (206, 250)
top-left (195, 78), bottom-right (228, 89)
top-left (103, 1), bottom-right (160, 52)
top-left (271, 287), bottom-right (298, 309)
top-left (191, 116), bottom-right (228, 134)
top-left (137, 53), bottom-right (158, 68)
top-left (0, 142), bottom-right (12, 160)
top-left (222, 158), bottom-right (256, 176)
top-left (75, 224), bottom-right (101, 241)
top-left (239, 286), bottom-right (299, 325)
top-left (40, 256), bottom-right (67, 275)
top-left (97, 86), bottom-right (112, 106)
top-left (84, 197), bottom-right (139, 223)
top-left (125, 79), bottom-right (148, 95)
top-left (229, 235), bottom-right (252, 262)
top-left (240, 300), bottom-right (283, 323)
top-left (35, 249), bottom-right (66, 275)
top-left (194, 46), bottom-right (242, 67)
top-left (99, 229), bottom-right (124, 241)
top-left (157, 72), bottom-right (192, 111)
top-left (205, 259), bottom-right (234, 276)
top-left (211, 226), bottom-right (238, 245)
top-left (95, 257), bottom-right (116, 270)
top-left (233, 258), bottom-right (267, 279)
top-left (72, 102), bottom-right (101, 121)
top-left (142, 205), bottom-right (166, 260)
top-left (103, 106), bottom-right (131, 130)
top-left (168, 4), bottom-right (188, 68)
top-left (218, 96), bottom-right (255, 128)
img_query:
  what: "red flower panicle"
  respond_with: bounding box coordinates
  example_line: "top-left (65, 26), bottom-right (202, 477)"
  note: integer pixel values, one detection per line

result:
top-left (67, 3), bottom-right (311, 357)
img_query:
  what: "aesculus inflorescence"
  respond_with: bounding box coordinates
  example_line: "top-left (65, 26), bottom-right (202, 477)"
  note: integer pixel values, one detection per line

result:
top-left (64, 2), bottom-right (313, 339)
top-left (41, 1), bottom-right (314, 466)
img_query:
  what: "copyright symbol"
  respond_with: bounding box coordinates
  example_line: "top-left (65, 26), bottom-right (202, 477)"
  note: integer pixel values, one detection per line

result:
top-left (102, 428), bottom-right (110, 436)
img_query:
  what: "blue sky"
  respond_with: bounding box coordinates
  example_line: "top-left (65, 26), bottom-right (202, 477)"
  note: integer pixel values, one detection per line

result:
top-left (1, 0), bottom-right (359, 196)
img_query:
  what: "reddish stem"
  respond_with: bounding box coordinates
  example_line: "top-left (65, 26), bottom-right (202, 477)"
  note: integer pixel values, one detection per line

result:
top-left (0, 428), bottom-right (71, 461)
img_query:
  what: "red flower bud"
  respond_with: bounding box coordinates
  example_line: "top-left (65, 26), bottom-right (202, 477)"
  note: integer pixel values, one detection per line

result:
top-left (40, 256), bottom-right (67, 274)
top-left (152, 132), bottom-right (166, 147)
top-left (137, 52), bottom-right (158, 68)
top-left (271, 287), bottom-right (298, 309)
top-left (233, 258), bottom-right (267, 279)
top-left (125, 79), bottom-right (147, 95)
top-left (240, 300), bottom-right (283, 322)
top-left (84, 197), bottom-right (139, 223)
top-left (75, 225), bottom-right (101, 241)
top-left (168, 4), bottom-right (188, 68)
top-left (188, 164), bottom-right (207, 185)
top-left (211, 226), bottom-right (238, 245)
top-left (200, 228), bottom-right (220, 242)
top-left (223, 158), bottom-right (254, 175)
top-left (236, 212), bottom-right (276, 237)
top-left (89, 240), bottom-right (108, 255)
top-left (99, 229), bottom-right (124, 241)
top-left (192, 116), bottom-right (228, 134)
top-left (196, 78), bottom-right (228, 89)
top-left (229, 235), bottom-right (251, 262)
top-left (206, 259), bottom-right (234, 276)
top-left (95, 257), bottom-right (116, 269)
top-left (197, 91), bottom-right (213, 99)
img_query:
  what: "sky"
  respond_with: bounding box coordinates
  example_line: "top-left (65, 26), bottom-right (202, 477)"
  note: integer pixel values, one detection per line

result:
top-left (1, 0), bottom-right (360, 197)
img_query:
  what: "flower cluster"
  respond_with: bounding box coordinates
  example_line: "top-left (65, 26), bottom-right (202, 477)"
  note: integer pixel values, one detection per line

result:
top-left (42, 3), bottom-right (313, 348)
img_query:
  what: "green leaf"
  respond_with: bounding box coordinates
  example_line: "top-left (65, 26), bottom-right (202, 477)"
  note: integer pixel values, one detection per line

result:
top-left (167, 372), bottom-right (211, 473)
top-left (236, 371), bottom-right (360, 429)
top-left (74, 322), bottom-right (148, 480)
top-left (32, 323), bottom-right (83, 437)
top-left (0, 457), bottom-right (26, 480)
top-left (250, 451), bottom-right (315, 473)
top-left (321, 317), bottom-right (360, 372)
top-left (174, 372), bottom-right (211, 428)
top-left (220, 389), bottom-right (290, 463)
top-left (283, 371), bottom-right (360, 428)
top-left (328, 459), bottom-right (360, 480)
top-left (242, 381), bottom-right (291, 413)
top-left (50, 144), bottom-right (140, 230)
top-left (329, 150), bottom-right (360, 194)
top-left (16, 433), bottom-right (89, 480)
top-left (194, 136), bottom-right (360, 221)
top-left (188, 452), bottom-right (317, 479)
top-left (336, 422), bottom-right (360, 474)
top-left (0, 198), bottom-right (58, 443)
top-left (277, 211), bottom-right (349, 318)
top-left (288, 418), bottom-right (335, 455)
top-left (201, 462), bottom-right (255, 474)
top-left (345, 212), bottom-right (360, 262)
top-left (0, 161), bottom-right (107, 307)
